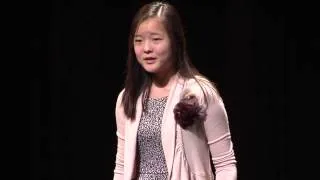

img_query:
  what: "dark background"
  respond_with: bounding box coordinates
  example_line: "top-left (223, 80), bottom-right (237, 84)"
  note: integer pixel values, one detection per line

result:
top-left (30, 0), bottom-right (318, 179)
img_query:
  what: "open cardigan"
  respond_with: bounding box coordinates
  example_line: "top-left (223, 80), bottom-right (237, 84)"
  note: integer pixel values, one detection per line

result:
top-left (113, 75), bottom-right (237, 180)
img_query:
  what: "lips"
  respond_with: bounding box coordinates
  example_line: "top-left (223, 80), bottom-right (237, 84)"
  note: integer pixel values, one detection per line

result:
top-left (144, 57), bottom-right (156, 64)
top-left (144, 57), bottom-right (156, 60)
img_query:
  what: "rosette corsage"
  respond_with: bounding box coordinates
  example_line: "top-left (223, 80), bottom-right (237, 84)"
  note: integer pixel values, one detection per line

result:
top-left (173, 94), bottom-right (207, 129)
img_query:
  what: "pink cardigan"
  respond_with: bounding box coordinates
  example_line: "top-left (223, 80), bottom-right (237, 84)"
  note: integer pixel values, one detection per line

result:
top-left (113, 75), bottom-right (237, 180)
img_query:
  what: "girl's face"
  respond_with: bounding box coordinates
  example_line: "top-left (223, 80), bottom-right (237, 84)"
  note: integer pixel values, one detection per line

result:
top-left (133, 17), bottom-right (174, 76)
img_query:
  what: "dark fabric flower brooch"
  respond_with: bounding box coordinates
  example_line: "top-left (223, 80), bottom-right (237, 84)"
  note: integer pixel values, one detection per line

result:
top-left (173, 94), bottom-right (207, 129)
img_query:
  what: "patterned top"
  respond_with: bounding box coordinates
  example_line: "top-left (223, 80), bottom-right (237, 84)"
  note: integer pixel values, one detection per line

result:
top-left (136, 96), bottom-right (168, 180)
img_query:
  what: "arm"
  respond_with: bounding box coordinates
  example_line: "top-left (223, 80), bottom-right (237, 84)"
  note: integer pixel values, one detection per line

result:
top-left (203, 96), bottom-right (237, 180)
top-left (113, 90), bottom-right (125, 180)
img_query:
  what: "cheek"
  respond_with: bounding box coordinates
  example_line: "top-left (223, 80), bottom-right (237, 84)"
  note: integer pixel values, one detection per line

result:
top-left (158, 43), bottom-right (171, 56)
top-left (134, 46), bottom-right (142, 59)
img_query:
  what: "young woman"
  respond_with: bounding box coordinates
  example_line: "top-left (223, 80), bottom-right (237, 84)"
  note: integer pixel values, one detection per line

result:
top-left (113, 1), bottom-right (237, 179)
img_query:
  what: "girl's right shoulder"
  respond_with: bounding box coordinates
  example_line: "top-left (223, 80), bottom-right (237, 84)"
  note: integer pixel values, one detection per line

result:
top-left (117, 89), bottom-right (125, 98)
top-left (116, 88), bottom-right (125, 108)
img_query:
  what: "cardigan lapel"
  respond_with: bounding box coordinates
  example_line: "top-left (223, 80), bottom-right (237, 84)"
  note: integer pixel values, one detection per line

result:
top-left (161, 75), bottom-right (185, 179)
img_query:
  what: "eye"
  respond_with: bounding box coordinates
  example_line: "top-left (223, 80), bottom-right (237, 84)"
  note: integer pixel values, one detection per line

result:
top-left (134, 38), bottom-right (142, 43)
top-left (153, 38), bottom-right (162, 41)
top-left (133, 38), bottom-right (143, 45)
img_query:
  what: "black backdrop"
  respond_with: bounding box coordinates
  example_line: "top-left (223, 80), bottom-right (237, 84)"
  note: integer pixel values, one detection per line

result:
top-left (30, 0), bottom-right (318, 179)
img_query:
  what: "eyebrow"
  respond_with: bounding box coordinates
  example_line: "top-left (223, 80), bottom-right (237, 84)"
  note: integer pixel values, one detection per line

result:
top-left (134, 32), bottom-right (162, 37)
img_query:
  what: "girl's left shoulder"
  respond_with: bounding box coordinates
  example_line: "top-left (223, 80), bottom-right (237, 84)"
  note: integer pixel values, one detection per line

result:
top-left (183, 75), bottom-right (221, 103)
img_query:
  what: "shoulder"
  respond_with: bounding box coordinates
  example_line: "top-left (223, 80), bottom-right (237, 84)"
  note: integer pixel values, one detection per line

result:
top-left (115, 88), bottom-right (125, 110)
top-left (116, 88), bottom-right (125, 102)
top-left (115, 88), bottom-right (127, 125)
top-left (183, 75), bottom-right (221, 104)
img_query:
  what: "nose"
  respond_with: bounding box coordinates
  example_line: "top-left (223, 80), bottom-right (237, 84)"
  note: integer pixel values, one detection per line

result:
top-left (143, 40), bottom-right (152, 53)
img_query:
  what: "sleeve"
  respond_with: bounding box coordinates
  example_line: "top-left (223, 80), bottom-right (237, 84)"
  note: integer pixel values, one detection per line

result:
top-left (113, 90), bottom-right (125, 180)
top-left (203, 95), bottom-right (237, 180)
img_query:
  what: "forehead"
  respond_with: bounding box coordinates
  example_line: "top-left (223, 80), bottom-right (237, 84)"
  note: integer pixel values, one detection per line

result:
top-left (135, 17), bottom-right (167, 36)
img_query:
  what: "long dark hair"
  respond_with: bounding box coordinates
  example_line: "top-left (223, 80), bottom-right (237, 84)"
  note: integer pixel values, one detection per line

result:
top-left (122, 1), bottom-right (202, 119)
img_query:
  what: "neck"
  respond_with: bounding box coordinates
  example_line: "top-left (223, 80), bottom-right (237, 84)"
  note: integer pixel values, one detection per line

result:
top-left (152, 69), bottom-right (177, 89)
top-left (149, 70), bottom-right (177, 99)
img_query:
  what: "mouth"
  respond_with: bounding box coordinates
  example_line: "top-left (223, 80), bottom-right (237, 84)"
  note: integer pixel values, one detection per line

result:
top-left (144, 57), bottom-right (156, 64)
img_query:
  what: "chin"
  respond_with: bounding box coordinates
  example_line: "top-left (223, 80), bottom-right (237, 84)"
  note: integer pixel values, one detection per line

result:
top-left (142, 66), bottom-right (159, 74)
top-left (145, 69), bottom-right (159, 74)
